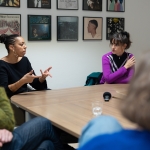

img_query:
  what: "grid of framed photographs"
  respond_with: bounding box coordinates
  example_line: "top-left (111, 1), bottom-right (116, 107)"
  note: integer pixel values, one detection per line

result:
top-left (0, 1), bottom-right (126, 41)
top-left (0, 14), bottom-right (21, 36)
top-left (28, 15), bottom-right (51, 41)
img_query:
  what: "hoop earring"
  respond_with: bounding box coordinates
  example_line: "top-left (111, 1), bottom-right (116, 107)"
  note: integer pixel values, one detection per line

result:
top-left (13, 50), bottom-right (18, 58)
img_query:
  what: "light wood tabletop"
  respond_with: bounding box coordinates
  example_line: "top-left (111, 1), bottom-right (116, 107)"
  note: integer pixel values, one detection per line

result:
top-left (11, 84), bottom-right (136, 138)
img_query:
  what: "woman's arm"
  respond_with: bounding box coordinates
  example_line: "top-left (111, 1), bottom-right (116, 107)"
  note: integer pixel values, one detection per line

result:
top-left (8, 70), bottom-right (40, 93)
top-left (111, 65), bottom-right (135, 83)
top-left (102, 56), bottom-right (128, 83)
top-left (0, 87), bottom-right (15, 131)
top-left (8, 78), bottom-right (26, 93)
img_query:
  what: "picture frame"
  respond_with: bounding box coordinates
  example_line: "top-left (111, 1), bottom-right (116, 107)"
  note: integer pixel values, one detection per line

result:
top-left (57, 0), bottom-right (78, 10)
top-left (106, 17), bottom-right (125, 40)
top-left (0, 0), bottom-right (20, 7)
top-left (107, 0), bottom-right (125, 12)
top-left (83, 0), bottom-right (102, 11)
top-left (28, 15), bottom-right (51, 41)
top-left (0, 14), bottom-right (21, 36)
top-left (27, 0), bottom-right (51, 9)
top-left (83, 17), bottom-right (103, 40)
top-left (57, 16), bottom-right (78, 41)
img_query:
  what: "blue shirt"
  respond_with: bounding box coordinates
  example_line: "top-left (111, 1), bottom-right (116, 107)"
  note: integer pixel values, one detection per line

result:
top-left (78, 129), bottom-right (150, 150)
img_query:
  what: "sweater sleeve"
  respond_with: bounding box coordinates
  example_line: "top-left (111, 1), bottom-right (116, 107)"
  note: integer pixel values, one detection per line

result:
top-left (0, 87), bottom-right (15, 131)
top-left (112, 65), bottom-right (135, 83)
top-left (30, 78), bottom-right (47, 90)
top-left (102, 54), bottom-right (135, 84)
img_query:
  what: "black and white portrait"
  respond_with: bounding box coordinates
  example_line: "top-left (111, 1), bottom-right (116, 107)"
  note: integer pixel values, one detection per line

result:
top-left (83, 17), bottom-right (102, 40)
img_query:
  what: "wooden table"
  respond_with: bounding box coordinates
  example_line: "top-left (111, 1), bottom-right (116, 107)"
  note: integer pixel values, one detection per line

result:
top-left (11, 84), bottom-right (136, 138)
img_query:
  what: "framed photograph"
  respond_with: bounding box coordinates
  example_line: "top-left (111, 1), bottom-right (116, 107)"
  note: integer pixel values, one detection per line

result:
top-left (28, 15), bottom-right (51, 41)
top-left (83, 0), bottom-right (102, 11)
top-left (57, 0), bottom-right (78, 10)
top-left (83, 17), bottom-right (103, 40)
top-left (0, 0), bottom-right (20, 7)
top-left (0, 14), bottom-right (21, 36)
top-left (27, 0), bottom-right (51, 8)
top-left (107, 0), bottom-right (125, 12)
top-left (57, 16), bottom-right (78, 41)
top-left (106, 17), bottom-right (125, 40)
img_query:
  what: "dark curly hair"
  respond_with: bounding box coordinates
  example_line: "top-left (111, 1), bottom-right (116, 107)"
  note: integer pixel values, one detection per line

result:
top-left (0, 34), bottom-right (19, 53)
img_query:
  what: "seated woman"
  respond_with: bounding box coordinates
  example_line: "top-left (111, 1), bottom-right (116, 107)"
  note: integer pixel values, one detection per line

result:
top-left (0, 34), bottom-right (52, 98)
top-left (100, 31), bottom-right (136, 84)
top-left (78, 51), bottom-right (150, 150)
top-left (0, 87), bottom-right (63, 150)
top-left (0, 34), bottom-right (77, 149)
top-left (0, 34), bottom-right (52, 125)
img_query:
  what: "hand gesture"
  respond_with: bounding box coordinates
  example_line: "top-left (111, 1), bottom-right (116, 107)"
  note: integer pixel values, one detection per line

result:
top-left (124, 56), bottom-right (136, 69)
top-left (0, 129), bottom-right (13, 147)
top-left (22, 70), bottom-right (41, 84)
top-left (40, 67), bottom-right (52, 78)
top-left (39, 67), bottom-right (52, 82)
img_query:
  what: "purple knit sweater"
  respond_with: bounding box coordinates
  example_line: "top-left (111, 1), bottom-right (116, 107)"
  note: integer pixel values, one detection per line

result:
top-left (100, 52), bottom-right (135, 84)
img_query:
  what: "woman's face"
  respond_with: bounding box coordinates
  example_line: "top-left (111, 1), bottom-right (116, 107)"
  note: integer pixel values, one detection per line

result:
top-left (12, 37), bottom-right (27, 57)
top-left (111, 39), bottom-right (126, 56)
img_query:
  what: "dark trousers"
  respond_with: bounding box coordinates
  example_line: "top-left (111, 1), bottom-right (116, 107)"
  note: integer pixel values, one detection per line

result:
top-left (2, 117), bottom-right (63, 150)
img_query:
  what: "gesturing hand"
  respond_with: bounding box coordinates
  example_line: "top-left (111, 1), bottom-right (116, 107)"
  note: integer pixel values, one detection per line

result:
top-left (39, 67), bottom-right (52, 83)
top-left (0, 129), bottom-right (13, 147)
top-left (22, 70), bottom-right (41, 84)
top-left (124, 56), bottom-right (136, 69)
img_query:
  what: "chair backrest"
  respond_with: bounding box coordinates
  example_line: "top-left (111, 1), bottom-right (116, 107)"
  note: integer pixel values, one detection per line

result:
top-left (85, 72), bottom-right (103, 86)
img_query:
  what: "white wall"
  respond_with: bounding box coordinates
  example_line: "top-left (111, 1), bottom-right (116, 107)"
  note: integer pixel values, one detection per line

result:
top-left (0, 0), bottom-right (150, 89)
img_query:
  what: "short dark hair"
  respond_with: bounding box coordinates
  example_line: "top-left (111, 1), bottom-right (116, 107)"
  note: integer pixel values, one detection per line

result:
top-left (89, 20), bottom-right (98, 28)
top-left (0, 34), bottom-right (19, 53)
top-left (110, 31), bottom-right (132, 50)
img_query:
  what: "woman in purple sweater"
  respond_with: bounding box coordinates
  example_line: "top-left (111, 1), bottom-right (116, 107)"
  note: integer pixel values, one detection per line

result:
top-left (100, 31), bottom-right (136, 84)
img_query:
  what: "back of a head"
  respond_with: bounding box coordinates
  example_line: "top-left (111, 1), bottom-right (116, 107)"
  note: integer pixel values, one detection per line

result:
top-left (121, 50), bottom-right (150, 130)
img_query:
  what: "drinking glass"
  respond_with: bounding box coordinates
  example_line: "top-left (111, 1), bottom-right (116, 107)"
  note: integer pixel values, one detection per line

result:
top-left (92, 101), bottom-right (103, 116)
